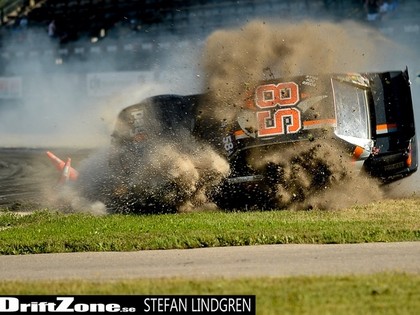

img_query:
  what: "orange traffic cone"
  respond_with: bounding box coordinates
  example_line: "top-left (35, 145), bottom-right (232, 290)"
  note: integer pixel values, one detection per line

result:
top-left (46, 151), bottom-right (79, 182)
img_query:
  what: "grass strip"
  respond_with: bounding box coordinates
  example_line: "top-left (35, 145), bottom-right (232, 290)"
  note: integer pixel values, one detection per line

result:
top-left (0, 273), bottom-right (419, 315)
top-left (0, 198), bottom-right (419, 254)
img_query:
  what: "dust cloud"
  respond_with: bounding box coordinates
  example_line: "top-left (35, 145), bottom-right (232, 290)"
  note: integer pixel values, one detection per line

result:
top-left (0, 29), bottom-right (203, 149)
top-left (200, 20), bottom-right (394, 121)
top-left (247, 139), bottom-right (383, 210)
top-left (67, 120), bottom-right (230, 214)
top-left (199, 20), bottom-right (390, 210)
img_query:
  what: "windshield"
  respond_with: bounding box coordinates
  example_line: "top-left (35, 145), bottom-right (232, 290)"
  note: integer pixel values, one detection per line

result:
top-left (331, 79), bottom-right (370, 142)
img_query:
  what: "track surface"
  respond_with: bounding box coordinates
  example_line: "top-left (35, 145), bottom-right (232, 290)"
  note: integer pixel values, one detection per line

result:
top-left (0, 148), bottom-right (49, 207)
top-left (0, 148), bottom-right (91, 208)
top-left (0, 242), bottom-right (419, 281)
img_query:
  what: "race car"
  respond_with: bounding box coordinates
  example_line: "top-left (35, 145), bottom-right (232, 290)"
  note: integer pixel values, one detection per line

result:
top-left (48, 68), bottom-right (417, 212)
top-left (104, 68), bottom-right (416, 211)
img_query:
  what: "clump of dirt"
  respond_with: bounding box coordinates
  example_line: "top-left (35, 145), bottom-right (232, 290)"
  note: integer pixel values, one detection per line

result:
top-left (248, 138), bottom-right (383, 210)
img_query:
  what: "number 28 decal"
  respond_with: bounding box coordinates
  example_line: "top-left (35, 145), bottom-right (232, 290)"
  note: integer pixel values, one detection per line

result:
top-left (255, 82), bottom-right (302, 137)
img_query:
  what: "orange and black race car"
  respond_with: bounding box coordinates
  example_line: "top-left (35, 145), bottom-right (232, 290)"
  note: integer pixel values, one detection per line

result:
top-left (49, 68), bottom-right (417, 212)
top-left (103, 68), bottom-right (417, 211)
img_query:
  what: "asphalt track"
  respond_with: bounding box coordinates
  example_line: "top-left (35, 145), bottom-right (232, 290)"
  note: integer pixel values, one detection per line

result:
top-left (0, 242), bottom-right (419, 281)
top-left (0, 148), bottom-right (92, 208)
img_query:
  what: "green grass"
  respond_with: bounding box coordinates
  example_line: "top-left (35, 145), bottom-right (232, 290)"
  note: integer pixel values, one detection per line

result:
top-left (1, 198), bottom-right (419, 255)
top-left (1, 198), bottom-right (419, 314)
top-left (0, 273), bottom-right (419, 315)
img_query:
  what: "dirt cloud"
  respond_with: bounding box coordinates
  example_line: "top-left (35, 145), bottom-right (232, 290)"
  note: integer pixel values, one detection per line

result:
top-left (200, 20), bottom-right (393, 120)
top-left (199, 20), bottom-right (389, 209)
top-left (62, 109), bottom-right (229, 214)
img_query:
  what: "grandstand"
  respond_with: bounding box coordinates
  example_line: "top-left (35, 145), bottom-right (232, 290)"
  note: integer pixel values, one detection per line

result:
top-left (1, 1), bottom-right (362, 37)
top-left (0, 0), bottom-right (358, 74)
top-left (0, 0), bottom-right (418, 75)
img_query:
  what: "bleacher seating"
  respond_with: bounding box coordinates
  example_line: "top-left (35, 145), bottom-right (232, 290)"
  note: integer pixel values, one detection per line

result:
top-left (3, 0), bottom-right (367, 43)
top-left (0, 0), bottom-right (419, 75)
